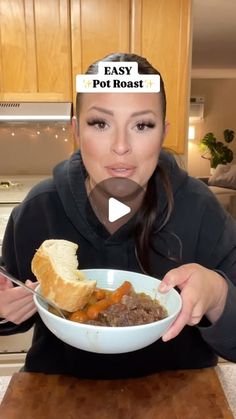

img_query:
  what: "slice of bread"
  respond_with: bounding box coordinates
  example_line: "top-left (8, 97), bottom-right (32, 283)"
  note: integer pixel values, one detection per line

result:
top-left (31, 239), bottom-right (96, 312)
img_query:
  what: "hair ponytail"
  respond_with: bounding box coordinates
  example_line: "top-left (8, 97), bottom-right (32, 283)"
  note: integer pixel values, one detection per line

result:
top-left (134, 164), bottom-right (174, 275)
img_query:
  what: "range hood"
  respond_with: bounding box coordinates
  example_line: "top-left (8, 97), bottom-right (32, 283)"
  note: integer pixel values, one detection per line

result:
top-left (0, 102), bottom-right (72, 122)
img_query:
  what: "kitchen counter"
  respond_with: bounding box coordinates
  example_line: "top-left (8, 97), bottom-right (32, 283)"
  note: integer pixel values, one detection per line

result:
top-left (0, 376), bottom-right (11, 403)
top-left (0, 175), bottom-right (49, 204)
top-left (0, 364), bottom-right (235, 418)
top-left (216, 363), bottom-right (236, 417)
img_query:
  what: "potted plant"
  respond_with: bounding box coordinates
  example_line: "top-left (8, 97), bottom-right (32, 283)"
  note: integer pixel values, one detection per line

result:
top-left (199, 129), bottom-right (235, 170)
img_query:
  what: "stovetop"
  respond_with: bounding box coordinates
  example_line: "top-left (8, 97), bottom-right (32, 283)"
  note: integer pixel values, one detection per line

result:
top-left (0, 175), bottom-right (49, 204)
top-left (0, 175), bottom-right (49, 245)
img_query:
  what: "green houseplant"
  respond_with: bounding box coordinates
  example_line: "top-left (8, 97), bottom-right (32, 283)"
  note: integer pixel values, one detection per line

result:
top-left (199, 129), bottom-right (235, 169)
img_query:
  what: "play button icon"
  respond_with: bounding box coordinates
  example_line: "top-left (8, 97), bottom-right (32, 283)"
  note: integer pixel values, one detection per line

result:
top-left (108, 197), bottom-right (131, 222)
top-left (87, 177), bottom-right (145, 234)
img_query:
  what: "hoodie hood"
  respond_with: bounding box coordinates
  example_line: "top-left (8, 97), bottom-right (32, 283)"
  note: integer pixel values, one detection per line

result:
top-left (155, 151), bottom-right (188, 227)
top-left (53, 150), bottom-right (103, 249)
top-left (53, 149), bottom-right (188, 247)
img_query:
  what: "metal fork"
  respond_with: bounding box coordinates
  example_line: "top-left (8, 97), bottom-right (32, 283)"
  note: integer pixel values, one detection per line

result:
top-left (0, 266), bottom-right (66, 319)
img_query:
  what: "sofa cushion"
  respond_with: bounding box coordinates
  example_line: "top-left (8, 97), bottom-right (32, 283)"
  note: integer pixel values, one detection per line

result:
top-left (209, 186), bottom-right (236, 195)
top-left (208, 164), bottom-right (236, 189)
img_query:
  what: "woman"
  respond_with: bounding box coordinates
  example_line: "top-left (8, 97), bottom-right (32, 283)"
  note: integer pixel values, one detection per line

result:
top-left (0, 53), bottom-right (236, 378)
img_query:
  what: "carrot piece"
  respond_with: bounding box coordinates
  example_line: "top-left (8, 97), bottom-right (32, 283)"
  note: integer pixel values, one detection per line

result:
top-left (69, 310), bottom-right (89, 323)
top-left (69, 281), bottom-right (133, 323)
top-left (86, 281), bottom-right (132, 320)
top-left (94, 288), bottom-right (106, 300)
top-left (110, 281), bottom-right (132, 304)
top-left (87, 298), bottom-right (111, 320)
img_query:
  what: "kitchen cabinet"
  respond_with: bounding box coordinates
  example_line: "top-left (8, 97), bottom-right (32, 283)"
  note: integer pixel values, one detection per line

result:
top-left (131, 0), bottom-right (192, 153)
top-left (70, 0), bottom-right (192, 153)
top-left (0, 0), bottom-right (192, 153)
top-left (0, 0), bottom-right (129, 104)
top-left (70, 0), bottom-right (130, 107)
top-left (0, 0), bottom-right (72, 102)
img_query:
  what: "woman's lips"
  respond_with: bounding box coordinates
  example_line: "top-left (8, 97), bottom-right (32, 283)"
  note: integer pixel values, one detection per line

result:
top-left (105, 164), bottom-right (136, 178)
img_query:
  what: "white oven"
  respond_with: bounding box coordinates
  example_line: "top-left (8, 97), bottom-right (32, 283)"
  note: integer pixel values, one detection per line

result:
top-left (0, 205), bottom-right (14, 257)
top-left (0, 175), bottom-right (48, 254)
top-left (0, 102), bottom-right (72, 374)
top-left (0, 175), bottom-right (48, 375)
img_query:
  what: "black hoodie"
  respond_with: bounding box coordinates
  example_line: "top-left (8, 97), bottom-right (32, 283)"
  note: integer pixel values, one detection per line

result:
top-left (1, 150), bottom-right (236, 378)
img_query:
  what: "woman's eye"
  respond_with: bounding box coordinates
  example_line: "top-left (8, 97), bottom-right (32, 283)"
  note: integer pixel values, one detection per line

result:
top-left (135, 122), bottom-right (156, 132)
top-left (87, 119), bottom-right (108, 131)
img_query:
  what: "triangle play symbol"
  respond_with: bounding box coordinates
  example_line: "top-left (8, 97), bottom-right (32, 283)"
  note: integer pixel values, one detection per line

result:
top-left (108, 197), bottom-right (131, 223)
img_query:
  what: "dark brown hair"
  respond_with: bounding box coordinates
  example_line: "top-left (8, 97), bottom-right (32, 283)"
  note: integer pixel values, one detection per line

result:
top-left (76, 52), bottom-right (166, 123)
top-left (76, 53), bottom-right (174, 274)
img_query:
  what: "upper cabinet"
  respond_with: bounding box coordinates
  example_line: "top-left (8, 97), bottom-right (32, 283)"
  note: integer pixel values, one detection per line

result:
top-left (0, 0), bottom-right (192, 153)
top-left (70, 0), bottom-right (130, 106)
top-left (0, 0), bottom-right (72, 101)
top-left (131, 0), bottom-right (192, 153)
top-left (70, 0), bottom-right (192, 153)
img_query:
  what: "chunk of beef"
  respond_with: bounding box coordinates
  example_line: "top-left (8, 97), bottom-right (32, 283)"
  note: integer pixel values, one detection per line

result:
top-left (94, 293), bottom-right (167, 327)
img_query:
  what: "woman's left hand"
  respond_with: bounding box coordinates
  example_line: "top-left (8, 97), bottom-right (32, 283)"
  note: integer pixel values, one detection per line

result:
top-left (158, 263), bottom-right (228, 342)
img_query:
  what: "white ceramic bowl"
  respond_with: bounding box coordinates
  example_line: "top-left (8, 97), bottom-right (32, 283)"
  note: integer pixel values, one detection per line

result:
top-left (33, 269), bottom-right (182, 354)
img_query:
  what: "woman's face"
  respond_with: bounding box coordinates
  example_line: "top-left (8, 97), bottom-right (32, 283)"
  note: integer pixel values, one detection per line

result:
top-left (76, 92), bottom-right (168, 190)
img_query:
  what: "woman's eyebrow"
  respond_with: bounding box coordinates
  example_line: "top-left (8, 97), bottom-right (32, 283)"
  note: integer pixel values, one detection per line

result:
top-left (88, 106), bottom-right (157, 117)
top-left (88, 106), bottom-right (113, 115)
top-left (130, 110), bottom-right (157, 117)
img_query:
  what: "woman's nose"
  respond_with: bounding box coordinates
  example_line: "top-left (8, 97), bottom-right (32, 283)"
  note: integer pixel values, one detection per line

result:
top-left (111, 131), bottom-right (131, 155)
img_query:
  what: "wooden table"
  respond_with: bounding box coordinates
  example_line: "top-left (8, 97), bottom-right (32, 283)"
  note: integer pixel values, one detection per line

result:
top-left (0, 368), bottom-right (233, 419)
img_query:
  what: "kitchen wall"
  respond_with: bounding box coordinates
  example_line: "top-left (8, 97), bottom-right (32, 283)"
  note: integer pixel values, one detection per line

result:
top-left (0, 122), bottom-right (75, 175)
top-left (187, 78), bottom-right (236, 177)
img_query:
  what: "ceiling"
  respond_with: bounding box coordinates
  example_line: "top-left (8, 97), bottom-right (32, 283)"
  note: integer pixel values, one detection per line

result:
top-left (192, 0), bottom-right (236, 71)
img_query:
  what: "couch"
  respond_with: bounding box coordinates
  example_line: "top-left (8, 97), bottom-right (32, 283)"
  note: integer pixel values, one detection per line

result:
top-left (199, 164), bottom-right (236, 219)
top-left (208, 185), bottom-right (236, 219)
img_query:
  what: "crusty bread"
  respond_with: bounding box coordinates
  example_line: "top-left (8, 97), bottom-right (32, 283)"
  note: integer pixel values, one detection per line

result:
top-left (31, 239), bottom-right (96, 312)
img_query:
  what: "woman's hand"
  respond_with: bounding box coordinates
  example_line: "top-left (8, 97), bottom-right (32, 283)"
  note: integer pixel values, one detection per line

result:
top-left (0, 272), bottom-right (38, 324)
top-left (158, 263), bottom-right (228, 342)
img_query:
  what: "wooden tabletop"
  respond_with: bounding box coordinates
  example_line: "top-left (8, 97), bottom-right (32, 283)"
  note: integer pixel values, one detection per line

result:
top-left (0, 368), bottom-right (233, 419)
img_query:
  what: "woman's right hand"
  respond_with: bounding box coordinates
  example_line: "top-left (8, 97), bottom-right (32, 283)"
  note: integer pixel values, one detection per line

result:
top-left (0, 273), bottom-right (38, 324)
